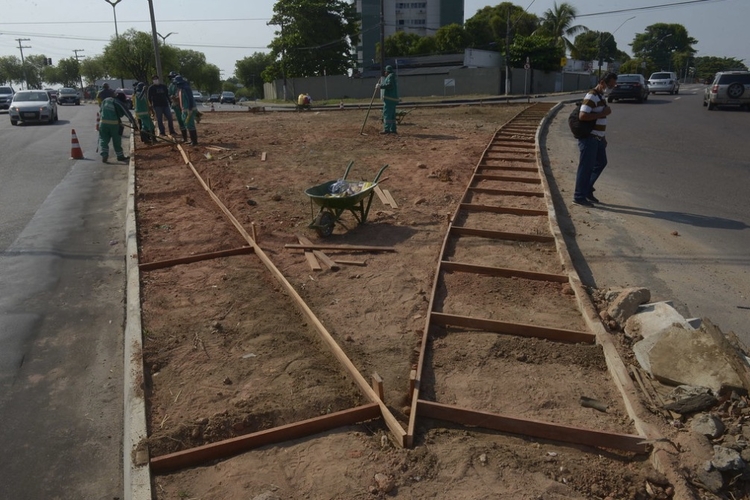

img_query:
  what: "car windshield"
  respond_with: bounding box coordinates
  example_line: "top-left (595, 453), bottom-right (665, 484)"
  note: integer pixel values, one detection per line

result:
top-left (15, 91), bottom-right (48, 101)
top-left (0, 87), bottom-right (12, 95)
top-left (618, 76), bottom-right (640, 83)
top-left (651, 73), bottom-right (671, 79)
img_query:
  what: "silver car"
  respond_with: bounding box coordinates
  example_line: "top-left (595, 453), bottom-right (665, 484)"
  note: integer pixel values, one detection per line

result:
top-left (704, 71), bottom-right (750, 110)
top-left (8, 90), bottom-right (59, 125)
top-left (648, 72), bottom-right (680, 95)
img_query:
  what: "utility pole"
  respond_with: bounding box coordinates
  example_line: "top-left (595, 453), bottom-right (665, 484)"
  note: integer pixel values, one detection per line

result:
top-left (16, 38), bottom-right (31, 89)
top-left (379, 0), bottom-right (385, 76)
top-left (73, 49), bottom-right (85, 91)
top-left (147, 0), bottom-right (163, 81)
top-left (505, 8), bottom-right (511, 96)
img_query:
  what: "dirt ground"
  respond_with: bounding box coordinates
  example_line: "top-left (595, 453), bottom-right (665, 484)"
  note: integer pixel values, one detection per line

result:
top-left (134, 105), bottom-right (689, 499)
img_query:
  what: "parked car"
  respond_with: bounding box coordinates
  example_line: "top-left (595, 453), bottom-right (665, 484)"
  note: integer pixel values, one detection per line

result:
top-left (8, 90), bottom-right (59, 125)
top-left (44, 88), bottom-right (58, 101)
top-left (208, 94), bottom-right (220, 103)
top-left (648, 72), bottom-right (680, 95)
top-left (0, 85), bottom-right (14, 110)
top-left (220, 91), bottom-right (236, 104)
top-left (192, 91), bottom-right (204, 103)
top-left (57, 87), bottom-right (81, 105)
top-left (703, 71), bottom-right (750, 110)
top-left (608, 74), bottom-right (649, 103)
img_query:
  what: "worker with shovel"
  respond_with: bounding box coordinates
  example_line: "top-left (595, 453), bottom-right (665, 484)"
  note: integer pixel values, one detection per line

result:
top-left (134, 82), bottom-right (155, 144)
top-left (377, 65), bottom-right (399, 135)
top-left (99, 89), bottom-right (137, 163)
top-left (173, 75), bottom-right (199, 146)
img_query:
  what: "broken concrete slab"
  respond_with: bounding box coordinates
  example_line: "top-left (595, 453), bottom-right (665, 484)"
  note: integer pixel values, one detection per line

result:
top-left (625, 301), bottom-right (694, 339)
top-left (664, 385), bottom-right (718, 414)
top-left (649, 326), bottom-right (744, 394)
top-left (691, 413), bottom-right (725, 438)
top-left (606, 287), bottom-right (650, 326)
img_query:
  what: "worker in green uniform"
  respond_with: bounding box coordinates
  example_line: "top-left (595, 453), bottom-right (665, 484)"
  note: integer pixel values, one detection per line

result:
top-left (99, 90), bottom-right (136, 163)
top-left (134, 82), bottom-right (155, 144)
top-left (377, 65), bottom-right (399, 134)
top-left (174, 75), bottom-right (199, 145)
top-left (167, 71), bottom-right (188, 142)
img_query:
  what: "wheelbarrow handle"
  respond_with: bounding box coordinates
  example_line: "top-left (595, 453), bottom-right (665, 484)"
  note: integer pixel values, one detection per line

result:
top-left (342, 160), bottom-right (355, 180)
top-left (372, 164), bottom-right (389, 183)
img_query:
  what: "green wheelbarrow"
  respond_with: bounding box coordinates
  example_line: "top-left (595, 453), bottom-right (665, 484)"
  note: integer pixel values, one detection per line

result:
top-left (305, 161), bottom-right (389, 237)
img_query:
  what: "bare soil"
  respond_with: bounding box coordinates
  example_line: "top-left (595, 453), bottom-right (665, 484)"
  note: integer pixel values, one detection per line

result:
top-left (135, 105), bottom-right (679, 499)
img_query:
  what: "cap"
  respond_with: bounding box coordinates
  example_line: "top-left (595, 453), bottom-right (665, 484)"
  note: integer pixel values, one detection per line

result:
top-left (385, 65), bottom-right (393, 73)
top-left (102, 83), bottom-right (110, 89)
top-left (168, 71), bottom-right (178, 79)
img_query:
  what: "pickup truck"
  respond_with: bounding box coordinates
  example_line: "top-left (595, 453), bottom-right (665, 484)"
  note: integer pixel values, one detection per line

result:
top-left (57, 87), bottom-right (81, 105)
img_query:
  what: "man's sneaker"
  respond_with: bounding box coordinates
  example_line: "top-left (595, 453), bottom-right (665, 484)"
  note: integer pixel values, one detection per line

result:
top-left (586, 194), bottom-right (601, 203)
top-left (117, 156), bottom-right (130, 163)
top-left (573, 198), bottom-right (595, 207)
top-left (101, 155), bottom-right (108, 163)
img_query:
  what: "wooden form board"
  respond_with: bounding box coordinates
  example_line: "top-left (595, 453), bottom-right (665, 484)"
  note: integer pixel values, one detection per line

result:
top-left (450, 226), bottom-right (555, 243)
top-left (373, 186), bottom-right (389, 205)
top-left (478, 165), bottom-right (538, 172)
top-left (312, 250), bottom-right (340, 271)
top-left (172, 145), bottom-right (407, 450)
top-left (417, 400), bottom-right (648, 454)
top-left (285, 243), bottom-right (396, 252)
top-left (473, 174), bottom-right (541, 184)
top-left (430, 312), bottom-right (595, 344)
top-left (440, 261), bottom-right (568, 283)
top-left (151, 403), bottom-right (381, 473)
top-left (139, 246), bottom-right (254, 272)
top-left (458, 203), bottom-right (548, 217)
top-left (467, 187), bottom-right (544, 198)
top-left (382, 189), bottom-right (398, 209)
top-left (297, 236), bottom-right (321, 271)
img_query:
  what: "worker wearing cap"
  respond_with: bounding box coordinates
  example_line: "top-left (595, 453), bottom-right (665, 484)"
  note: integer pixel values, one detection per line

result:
top-left (148, 74), bottom-right (176, 136)
top-left (99, 90), bottom-right (136, 163)
top-left (96, 82), bottom-right (115, 105)
top-left (167, 72), bottom-right (188, 142)
top-left (376, 65), bottom-right (399, 134)
top-left (134, 82), bottom-right (155, 144)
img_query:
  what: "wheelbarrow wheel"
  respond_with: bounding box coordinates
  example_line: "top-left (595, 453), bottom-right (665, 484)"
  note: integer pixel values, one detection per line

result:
top-left (314, 211), bottom-right (335, 237)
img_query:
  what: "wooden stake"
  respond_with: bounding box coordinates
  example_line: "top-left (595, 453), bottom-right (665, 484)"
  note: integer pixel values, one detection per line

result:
top-left (372, 373), bottom-right (384, 401)
top-left (373, 185), bottom-right (389, 205)
top-left (261, 152), bottom-right (267, 161)
top-left (409, 369), bottom-right (417, 400)
top-left (383, 189), bottom-right (398, 209)
top-left (251, 222), bottom-right (258, 242)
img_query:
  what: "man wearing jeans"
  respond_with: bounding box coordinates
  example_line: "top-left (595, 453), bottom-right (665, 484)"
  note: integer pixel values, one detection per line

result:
top-left (573, 72), bottom-right (617, 207)
top-left (147, 75), bottom-right (176, 136)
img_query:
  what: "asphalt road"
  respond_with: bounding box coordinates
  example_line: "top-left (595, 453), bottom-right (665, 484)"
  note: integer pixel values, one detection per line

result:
top-left (543, 83), bottom-right (750, 344)
top-left (0, 103), bottom-right (125, 499)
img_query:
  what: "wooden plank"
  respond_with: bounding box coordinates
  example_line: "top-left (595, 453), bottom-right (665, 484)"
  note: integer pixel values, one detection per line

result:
top-left (473, 174), bottom-right (540, 184)
top-left (151, 403), bottom-right (381, 473)
top-left (261, 152), bottom-right (267, 161)
top-left (467, 187), bottom-right (544, 198)
top-left (458, 203), bottom-right (548, 217)
top-left (409, 369), bottom-right (417, 400)
top-left (479, 165), bottom-right (538, 172)
top-left (139, 246), bottom-right (255, 272)
top-left (440, 261), bottom-right (568, 283)
top-left (383, 189), bottom-right (398, 209)
top-left (450, 226), bottom-right (554, 243)
top-left (417, 400), bottom-right (648, 454)
top-left (297, 236), bottom-right (321, 271)
top-left (373, 185), bottom-right (390, 205)
top-left (181, 158), bottom-right (407, 447)
top-left (430, 312), bottom-right (595, 344)
top-left (333, 259), bottom-right (367, 266)
top-left (285, 243), bottom-right (396, 252)
top-left (372, 373), bottom-right (384, 401)
top-left (312, 250), bottom-right (340, 271)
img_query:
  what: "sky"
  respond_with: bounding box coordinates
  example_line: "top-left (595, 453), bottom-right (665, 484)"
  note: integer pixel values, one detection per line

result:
top-left (1, 0), bottom-right (747, 81)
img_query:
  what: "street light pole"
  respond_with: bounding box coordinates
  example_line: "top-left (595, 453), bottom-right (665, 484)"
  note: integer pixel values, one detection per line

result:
top-left (157, 32), bottom-right (177, 46)
top-left (104, 0), bottom-right (124, 88)
top-left (598, 16), bottom-right (636, 78)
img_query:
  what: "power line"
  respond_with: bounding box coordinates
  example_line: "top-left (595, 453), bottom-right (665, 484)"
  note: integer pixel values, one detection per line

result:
top-left (0, 18), bottom-right (271, 26)
top-left (577, 0), bottom-right (731, 18)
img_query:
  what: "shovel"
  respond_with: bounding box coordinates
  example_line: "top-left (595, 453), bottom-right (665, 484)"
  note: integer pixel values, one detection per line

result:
top-left (360, 83), bottom-right (380, 135)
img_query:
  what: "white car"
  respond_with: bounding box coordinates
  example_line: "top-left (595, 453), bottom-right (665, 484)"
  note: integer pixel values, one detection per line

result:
top-left (648, 72), bottom-right (680, 95)
top-left (8, 90), bottom-right (59, 125)
top-left (192, 91), bottom-right (204, 103)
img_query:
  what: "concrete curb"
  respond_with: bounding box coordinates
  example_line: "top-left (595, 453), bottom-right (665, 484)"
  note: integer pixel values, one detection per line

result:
top-left (534, 103), bottom-right (697, 499)
top-left (124, 133), bottom-right (152, 500)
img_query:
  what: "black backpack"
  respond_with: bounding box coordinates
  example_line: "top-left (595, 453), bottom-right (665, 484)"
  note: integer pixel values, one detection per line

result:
top-left (568, 102), bottom-right (597, 139)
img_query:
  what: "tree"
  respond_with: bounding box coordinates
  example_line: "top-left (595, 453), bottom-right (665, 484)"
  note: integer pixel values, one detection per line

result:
top-left (631, 23), bottom-right (696, 73)
top-left (103, 29), bottom-right (159, 83)
top-left (23, 54), bottom-right (49, 89)
top-left (571, 31), bottom-right (623, 70)
top-left (694, 56), bottom-right (748, 81)
top-left (510, 34), bottom-right (561, 72)
top-left (434, 24), bottom-right (470, 54)
top-left (265, 0), bottom-right (360, 81)
top-left (383, 31), bottom-right (423, 58)
top-left (80, 55), bottom-right (107, 86)
top-left (52, 57), bottom-right (82, 87)
top-left (536, 1), bottom-right (587, 54)
top-left (464, 2), bottom-right (539, 65)
top-left (235, 52), bottom-right (275, 97)
top-left (0, 55), bottom-right (24, 86)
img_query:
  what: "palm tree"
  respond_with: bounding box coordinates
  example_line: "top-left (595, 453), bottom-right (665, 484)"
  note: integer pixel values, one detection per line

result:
top-left (537, 2), bottom-right (587, 55)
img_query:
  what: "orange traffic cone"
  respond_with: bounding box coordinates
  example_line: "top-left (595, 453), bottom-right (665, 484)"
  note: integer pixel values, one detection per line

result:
top-left (95, 112), bottom-right (100, 131)
top-left (210, 102), bottom-right (215, 112)
top-left (70, 129), bottom-right (84, 159)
